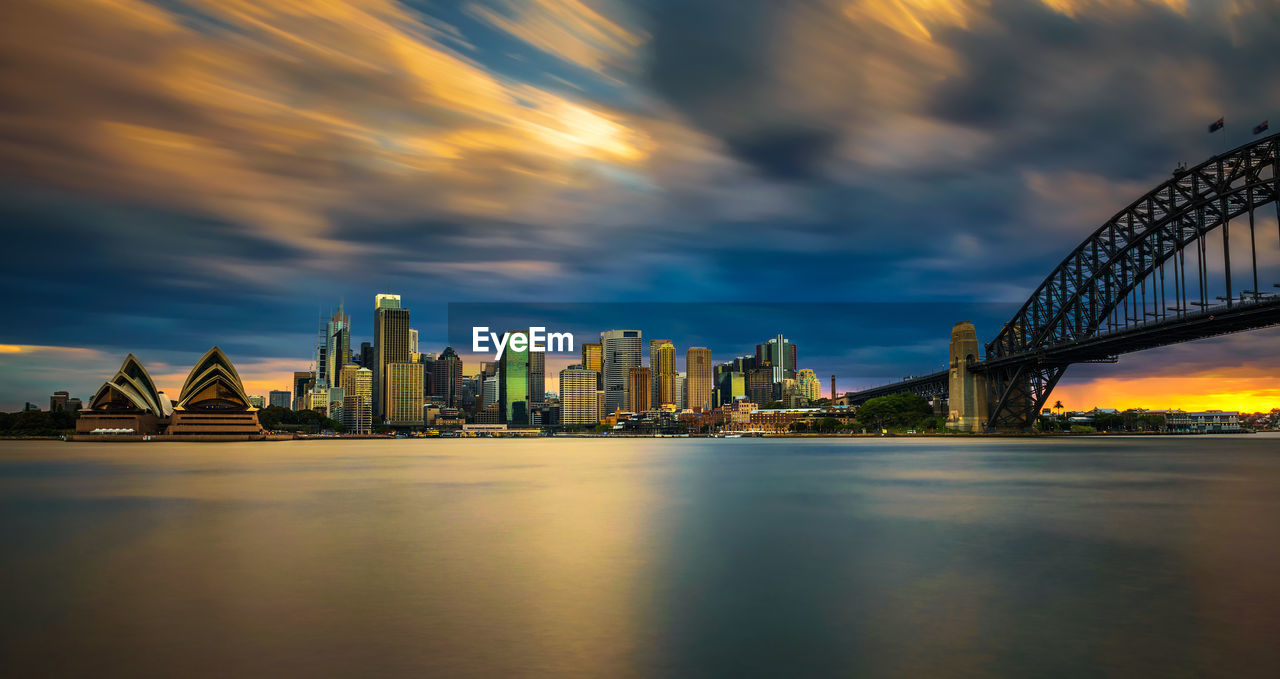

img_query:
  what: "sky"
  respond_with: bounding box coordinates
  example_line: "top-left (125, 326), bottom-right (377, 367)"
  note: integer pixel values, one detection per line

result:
top-left (2, 0), bottom-right (1279, 412)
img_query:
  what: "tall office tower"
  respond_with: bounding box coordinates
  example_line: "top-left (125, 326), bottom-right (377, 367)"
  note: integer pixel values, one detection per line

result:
top-left (482, 375), bottom-right (498, 410)
top-left (269, 390), bottom-right (292, 409)
top-left (292, 371), bottom-right (315, 410)
top-left (796, 369), bottom-right (822, 401)
top-left (408, 329), bottom-right (419, 356)
top-left (325, 304), bottom-right (350, 388)
top-left (627, 366), bottom-right (651, 413)
top-left (419, 352), bottom-right (435, 401)
top-left (431, 347), bottom-right (463, 407)
top-left (747, 367), bottom-right (773, 404)
top-left (831, 375), bottom-right (837, 401)
top-left (686, 347), bottom-right (713, 411)
top-left (649, 339), bottom-right (677, 406)
top-left (248, 395), bottom-right (266, 409)
top-left (581, 342), bottom-right (602, 374)
top-left (675, 372), bottom-right (686, 410)
top-left (559, 365), bottom-right (601, 425)
top-left (601, 330), bottom-right (641, 414)
top-left (373, 293), bottom-right (410, 419)
top-left (339, 364), bottom-right (373, 434)
top-left (359, 342), bottom-right (374, 369)
top-left (50, 391), bottom-right (70, 411)
top-left (528, 350), bottom-right (545, 406)
top-left (385, 362), bottom-right (423, 427)
top-left (756, 334), bottom-right (797, 384)
top-left (498, 330), bottom-right (530, 425)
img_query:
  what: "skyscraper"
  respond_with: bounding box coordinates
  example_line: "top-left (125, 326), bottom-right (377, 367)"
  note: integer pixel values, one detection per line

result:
top-left (650, 339), bottom-right (677, 407)
top-left (529, 349), bottom-right (545, 406)
top-left (373, 293), bottom-right (410, 419)
top-left (408, 328), bottom-right (419, 356)
top-left (627, 366), bottom-right (651, 413)
top-left (756, 334), bottom-right (797, 384)
top-left (602, 330), bottom-right (641, 414)
top-left (325, 304), bottom-right (350, 388)
top-left (559, 364), bottom-right (600, 425)
top-left (581, 342), bottom-right (602, 375)
top-left (339, 365), bottom-right (373, 434)
top-left (686, 347), bottom-right (713, 411)
top-left (385, 362), bottom-right (423, 427)
top-left (431, 347), bottom-right (463, 407)
top-left (498, 329), bottom-right (530, 425)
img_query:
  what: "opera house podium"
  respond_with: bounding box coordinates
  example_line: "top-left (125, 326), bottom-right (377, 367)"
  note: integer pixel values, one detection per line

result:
top-left (76, 347), bottom-right (264, 441)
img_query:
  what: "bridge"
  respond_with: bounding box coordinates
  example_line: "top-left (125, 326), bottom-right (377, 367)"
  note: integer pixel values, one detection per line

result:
top-left (848, 133), bottom-right (1280, 431)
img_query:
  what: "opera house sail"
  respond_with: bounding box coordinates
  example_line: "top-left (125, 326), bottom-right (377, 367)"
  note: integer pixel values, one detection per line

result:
top-left (75, 347), bottom-right (264, 440)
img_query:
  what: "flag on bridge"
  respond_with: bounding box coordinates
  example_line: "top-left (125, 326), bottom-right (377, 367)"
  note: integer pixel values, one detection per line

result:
top-left (1255, 120), bottom-right (1270, 135)
top-left (1208, 117), bottom-right (1225, 133)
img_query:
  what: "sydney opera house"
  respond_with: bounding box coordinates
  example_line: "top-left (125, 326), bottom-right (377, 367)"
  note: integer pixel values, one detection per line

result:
top-left (75, 347), bottom-right (264, 440)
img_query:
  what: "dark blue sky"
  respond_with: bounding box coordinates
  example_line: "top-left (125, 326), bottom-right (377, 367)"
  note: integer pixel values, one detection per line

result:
top-left (2, 0), bottom-right (1279, 410)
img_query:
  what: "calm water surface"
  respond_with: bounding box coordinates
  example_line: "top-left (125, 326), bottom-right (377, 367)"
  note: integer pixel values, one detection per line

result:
top-left (2, 436), bottom-right (1279, 677)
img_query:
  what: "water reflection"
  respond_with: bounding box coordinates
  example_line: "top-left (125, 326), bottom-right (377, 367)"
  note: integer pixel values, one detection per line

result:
top-left (2, 436), bottom-right (1279, 677)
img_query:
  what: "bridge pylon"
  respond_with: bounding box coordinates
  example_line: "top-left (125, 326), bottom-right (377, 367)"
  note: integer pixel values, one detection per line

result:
top-left (947, 321), bottom-right (988, 432)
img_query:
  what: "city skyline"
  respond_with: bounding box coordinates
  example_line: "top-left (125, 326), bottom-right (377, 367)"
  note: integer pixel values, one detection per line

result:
top-left (3, 1), bottom-right (1280, 413)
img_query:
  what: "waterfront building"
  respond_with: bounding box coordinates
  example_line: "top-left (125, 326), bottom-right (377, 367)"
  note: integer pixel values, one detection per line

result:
top-left (268, 390), bottom-right (291, 409)
top-left (747, 367), bottom-right (773, 404)
top-left (385, 362), bottom-right (424, 427)
top-left (1164, 410), bottom-right (1243, 433)
top-left (76, 354), bottom-right (171, 435)
top-left (559, 365), bottom-right (601, 425)
top-left (686, 347), bottom-right (713, 412)
top-left (602, 330), bottom-right (641, 414)
top-left (373, 293), bottom-right (411, 419)
top-left (628, 366), bottom-right (652, 413)
top-left (166, 347), bottom-right (263, 437)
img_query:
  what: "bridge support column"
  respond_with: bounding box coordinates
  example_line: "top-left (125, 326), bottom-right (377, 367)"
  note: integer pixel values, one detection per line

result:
top-left (947, 321), bottom-right (988, 432)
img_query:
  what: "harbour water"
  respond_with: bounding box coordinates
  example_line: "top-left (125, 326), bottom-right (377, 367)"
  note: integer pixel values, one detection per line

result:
top-left (2, 436), bottom-right (1279, 677)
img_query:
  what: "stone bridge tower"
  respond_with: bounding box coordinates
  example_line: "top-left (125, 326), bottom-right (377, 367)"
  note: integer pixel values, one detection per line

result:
top-left (947, 321), bottom-right (988, 432)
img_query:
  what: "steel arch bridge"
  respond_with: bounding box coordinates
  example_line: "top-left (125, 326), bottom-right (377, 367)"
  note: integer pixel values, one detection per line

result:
top-left (849, 132), bottom-right (1280, 430)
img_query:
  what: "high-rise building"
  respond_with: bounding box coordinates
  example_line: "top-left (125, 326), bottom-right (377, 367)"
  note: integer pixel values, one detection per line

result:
top-left (430, 347), bottom-right (463, 407)
top-left (686, 347), bottom-right (713, 411)
top-left (627, 366), bottom-right (651, 413)
top-left (747, 367), bottom-right (773, 404)
top-left (581, 342), bottom-right (602, 375)
top-left (359, 342), bottom-right (374, 369)
top-left (408, 329), bottom-right (419, 356)
top-left (248, 395), bottom-right (266, 409)
top-left (529, 350), bottom-right (545, 406)
top-left (50, 391), bottom-right (70, 411)
top-left (339, 364), bottom-right (373, 434)
top-left (559, 365), bottom-right (600, 426)
top-left (385, 362), bottom-right (423, 427)
top-left (602, 330), bottom-right (641, 414)
top-left (292, 371), bottom-right (315, 410)
top-left (675, 372), bottom-right (686, 410)
top-left (268, 390), bottom-right (292, 409)
top-left (373, 293), bottom-right (410, 419)
top-left (325, 304), bottom-right (350, 388)
top-left (482, 375), bottom-right (498, 411)
top-left (756, 334), bottom-right (797, 384)
top-left (498, 330), bottom-right (530, 425)
top-left (796, 369), bottom-right (822, 401)
top-left (650, 339), bottom-right (677, 407)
